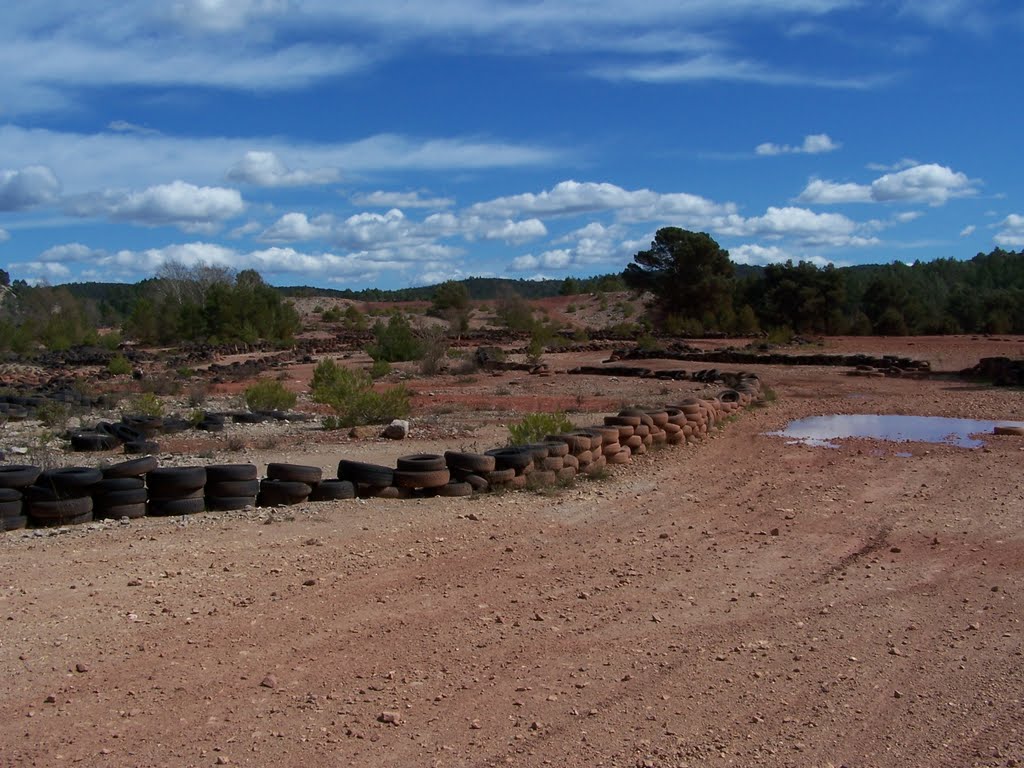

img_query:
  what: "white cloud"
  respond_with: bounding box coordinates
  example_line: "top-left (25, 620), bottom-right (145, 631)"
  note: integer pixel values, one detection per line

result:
top-left (994, 214), bottom-right (1024, 247)
top-left (959, 224), bottom-right (976, 237)
top-left (798, 163), bottom-right (976, 206)
top-left (472, 218), bottom-right (548, 244)
top-left (867, 157), bottom-right (920, 172)
top-left (67, 180), bottom-right (244, 232)
top-left (259, 212), bottom-right (335, 242)
top-left (108, 120), bottom-right (159, 136)
top-left (0, 228), bottom-right (9, 243)
top-left (226, 151), bottom-right (339, 187)
top-left (715, 206), bottom-right (877, 247)
top-left (352, 190), bottom-right (454, 209)
top-left (0, 165), bottom-right (61, 211)
top-left (0, 126), bottom-right (555, 194)
top-left (730, 243), bottom-right (832, 267)
top-left (469, 180), bottom-right (734, 223)
top-left (756, 133), bottom-right (841, 156)
top-left (895, 211), bottom-right (923, 223)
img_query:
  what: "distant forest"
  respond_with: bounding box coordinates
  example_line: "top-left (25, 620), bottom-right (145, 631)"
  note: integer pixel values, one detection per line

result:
top-left (1, 245), bottom-right (1023, 354)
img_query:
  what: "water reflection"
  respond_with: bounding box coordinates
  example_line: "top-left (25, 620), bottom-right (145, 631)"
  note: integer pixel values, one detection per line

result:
top-left (769, 414), bottom-right (1024, 449)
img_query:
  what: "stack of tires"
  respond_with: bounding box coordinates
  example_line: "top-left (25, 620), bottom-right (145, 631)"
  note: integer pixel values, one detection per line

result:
top-left (195, 411), bottom-right (226, 433)
top-left (394, 454), bottom-right (469, 497)
top-left (0, 465), bottom-right (40, 532)
top-left (543, 430), bottom-right (606, 476)
top-left (258, 463), bottom-right (320, 506)
top-left (94, 457), bottom-right (156, 519)
top-left (672, 398), bottom-right (709, 441)
top-left (205, 464), bottom-right (259, 510)
top-left (484, 446), bottom-right (535, 490)
top-left (25, 467), bottom-right (102, 527)
top-left (70, 423), bottom-right (121, 452)
top-left (146, 467), bottom-right (206, 516)
top-left (337, 459), bottom-right (400, 499)
top-left (661, 408), bottom-right (689, 446)
top-left (443, 451), bottom-right (498, 495)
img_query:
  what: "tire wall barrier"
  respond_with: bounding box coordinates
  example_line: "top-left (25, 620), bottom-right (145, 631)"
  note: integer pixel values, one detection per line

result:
top-left (0, 374), bottom-right (765, 531)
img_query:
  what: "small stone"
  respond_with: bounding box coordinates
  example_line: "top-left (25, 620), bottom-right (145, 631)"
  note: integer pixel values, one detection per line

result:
top-left (75, 663), bottom-right (89, 673)
top-left (378, 711), bottom-right (402, 725)
top-left (260, 675), bottom-right (278, 689)
top-left (967, 622), bottom-right (980, 631)
top-left (770, 527), bottom-right (780, 536)
top-left (890, 546), bottom-right (902, 553)
top-left (302, 579), bottom-right (317, 587)
top-left (216, 757), bottom-right (230, 765)
top-left (382, 419), bottom-right (410, 440)
top-left (893, 690), bottom-right (903, 699)
top-left (44, 694), bottom-right (57, 704)
top-left (469, 719), bottom-right (482, 729)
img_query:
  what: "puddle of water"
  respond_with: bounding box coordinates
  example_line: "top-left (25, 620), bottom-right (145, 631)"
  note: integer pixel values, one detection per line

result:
top-left (769, 414), bottom-right (1024, 449)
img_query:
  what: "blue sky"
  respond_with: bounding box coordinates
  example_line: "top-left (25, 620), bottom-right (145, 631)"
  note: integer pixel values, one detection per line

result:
top-left (1, 0), bottom-right (1022, 289)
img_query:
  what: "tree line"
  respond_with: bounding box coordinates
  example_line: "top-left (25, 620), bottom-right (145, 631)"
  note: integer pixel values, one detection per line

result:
top-left (625, 227), bottom-right (1024, 336)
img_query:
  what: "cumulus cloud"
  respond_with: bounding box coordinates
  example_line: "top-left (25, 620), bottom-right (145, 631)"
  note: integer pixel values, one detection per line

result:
top-left (226, 151), bottom-right (339, 187)
top-left (352, 191), bottom-right (454, 209)
top-left (715, 206), bottom-right (877, 247)
top-left (798, 163), bottom-right (976, 206)
top-left (867, 157), bottom-right (919, 172)
top-left (259, 212), bottom-right (335, 242)
top-left (0, 228), bottom-right (8, 243)
top-left (469, 180), bottom-right (734, 223)
top-left (756, 133), bottom-right (841, 156)
top-left (960, 224), bottom-right (976, 237)
top-left (994, 214), bottom-right (1024, 247)
top-left (67, 180), bottom-right (244, 232)
top-left (0, 166), bottom-right (61, 211)
top-left (470, 217), bottom-right (548, 244)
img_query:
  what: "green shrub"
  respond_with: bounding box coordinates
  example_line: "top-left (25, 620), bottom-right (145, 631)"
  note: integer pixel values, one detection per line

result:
top-left (321, 306), bottom-right (342, 322)
top-left (98, 331), bottom-right (122, 351)
top-left (35, 401), bottom-right (70, 429)
top-left (369, 359), bottom-right (392, 379)
top-left (366, 315), bottom-right (423, 362)
top-left (107, 354), bottom-right (132, 375)
top-left (245, 379), bottom-right (297, 412)
top-left (766, 326), bottom-right (794, 345)
top-left (130, 392), bottom-right (164, 417)
top-left (311, 359), bottom-right (410, 428)
top-left (507, 412), bottom-right (574, 445)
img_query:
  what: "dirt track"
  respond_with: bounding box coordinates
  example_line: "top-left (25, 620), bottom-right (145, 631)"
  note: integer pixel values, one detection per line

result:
top-left (2, 340), bottom-right (1023, 767)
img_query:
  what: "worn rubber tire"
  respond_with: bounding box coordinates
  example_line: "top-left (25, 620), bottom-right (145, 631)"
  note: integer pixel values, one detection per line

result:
top-left (205, 464), bottom-right (258, 482)
top-left (485, 447), bottom-right (534, 472)
top-left (39, 467), bottom-right (103, 494)
top-left (93, 477), bottom-right (146, 494)
top-left (337, 460), bottom-right (394, 487)
top-left (308, 480), bottom-right (356, 501)
top-left (148, 497), bottom-right (206, 516)
top-left (205, 496), bottom-right (256, 511)
top-left (462, 474), bottom-right (489, 493)
top-left (97, 487), bottom-right (148, 506)
top-left (604, 415), bottom-right (641, 427)
top-left (146, 467), bottom-right (207, 495)
top-left (0, 465), bottom-right (42, 489)
top-left (111, 423), bottom-right (145, 443)
top-left (0, 488), bottom-right (22, 502)
top-left (443, 451), bottom-right (496, 474)
top-left (258, 479), bottom-right (311, 505)
top-left (103, 456), bottom-right (158, 479)
top-left (266, 463), bottom-right (322, 485)
top-left (0, 514), bottom-right (28, 531)
top-left (484, 467), bottom-right (516, 484)
top-left (95, 502), bottom-right (147, 520)
top-left (393, 468), bottom-right (451, 489)
top-left (0, 499), bottom-right (23, 516)
top-left (205, 479), bottom-right (260, 498)
top-left (437, 481), bottom-right (473, 498)
top-left (28, 495), bottom-right (93, 519)
top-left (71, 431), bottom-right (120, 452)
top-left (396, 454), bottom-right (447, 473)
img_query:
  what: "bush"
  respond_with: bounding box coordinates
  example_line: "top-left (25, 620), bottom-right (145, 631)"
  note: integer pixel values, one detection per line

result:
top-left (129, 392), bottom-right (164, 418)
top-left (366, 314), bottom-right (423, 363)
top-left (245, 379), bottom-right (297, 412)
top-left (507, 412), bottom-right (574, 445)
top-left (107, 354), bottom-right (132, 375)
top-left (311, 359), bottom-right (410, 428)
top-left (369, 359), bottom-right (392, 379)
top-left (35, 401), bottom-right (70, 429)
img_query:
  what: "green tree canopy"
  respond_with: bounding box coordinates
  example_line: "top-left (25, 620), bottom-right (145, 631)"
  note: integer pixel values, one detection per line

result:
top-left (623, 228), bottom-right (734, 322)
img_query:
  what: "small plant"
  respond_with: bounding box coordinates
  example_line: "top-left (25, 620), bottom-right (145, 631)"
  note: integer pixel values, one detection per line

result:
top-left (107, 354), bottom-right (132, 375)
top-left (245, 379), bottom-right (297, 412)
top-left (418, 326), bottom-right (450, 375)
top-left (369, 359), bottom-right (392, 379)
top-left (226, 436), bottom-right (248, 452)
top-left (507, 412), bottom-right (574, 445)
top-left (35, 401), bottom-right (70, 429)
top-left (187, 382), bottom-right (209, 408)
top-left (188, 408), bottom-right (207, 426)
top-left (141, 376), bottom-right (181, 396)
top-left (321, 306), bottom-right (342, 322)
top-left (97, 331), bottom-right (122, 351)
top-left (131, 392), bottom-right (164, 417)
top-left (312, 359), bottom-right (410, 428)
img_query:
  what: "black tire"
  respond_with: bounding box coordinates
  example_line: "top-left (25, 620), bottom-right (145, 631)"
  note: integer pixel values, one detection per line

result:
top-left (124, 440), bottom-right (160, 455)
top-left (0, 487), bottom-right (22, 502)
top-left (122, 415), bottom-right (163, 436)
top-left (146, 467), bottom-right (206, 495)
top-left (93, 477), bottom-right (147, 493)
top-left (161, 418), bottom-right (190, 434)
top-left (443, 451), bottom-right (496, 474)
top-left (111, 423), bottom-right (145, 443)
top-left (197, 419), bottom-right (225, 432)
top-left (484, 467), bottom-right (516, 484)
top-left (95, 503), bottom-right (147, 520)
top-left (39, 467), bottom-right (103, 494)
top-left (205, 495), bottom-right (256, 511)
top-left (205, 479), bottom-right (260, 498)
top-left (393, 468), bottom-right (451, 489)
top-left (396, 453), bottom-right (447, 472)
top-left (0, 499), bottom-right (23, 516)
top-left (266, 463), bottom-right (322, 485)
top-left (258, 479), bottom-right (311, 505)
top-left (337, 460), bottom-right (394, 488)
top-left (206, 464), bottom-right (258, 482)
top-left (0, 515), bottom-right (28, 532)
top-left (148, 497), bottom-right (206, 516)
top-left (28, 495), bottom-right (93, 520)
top-left (308, 479), bottom-right (356, 501)
top-left (437, 481), bottom-right (472, 498)
top-left (485, 447), bottom-right (534, 472)
top-left (96, 487), bottom-right (148, 506)
top-left (102, 456), bottom-right (159, 479)
top-left (0, 465), bottom-right (42, 489)
top-left (149, 488), bottom-right (204, 502)
top-left (232, 412), bottom-right (268, 424)
top-left (71, 431), bottom-right (120, 452)
top-left (462, 474), bottom-right (489, 492)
